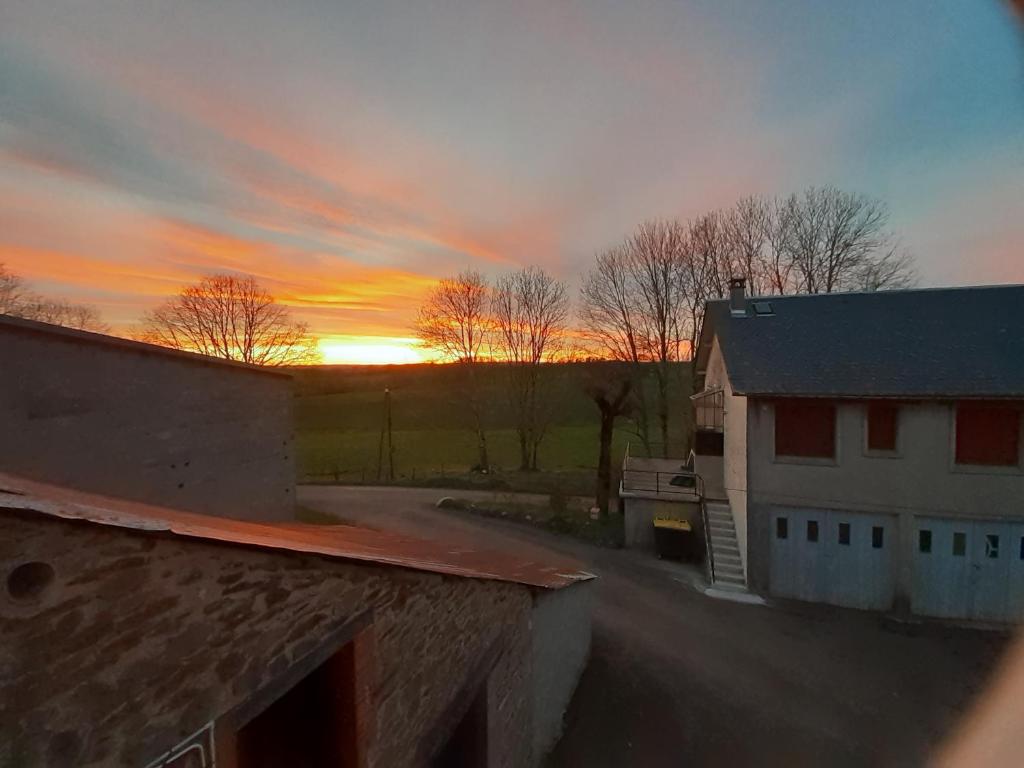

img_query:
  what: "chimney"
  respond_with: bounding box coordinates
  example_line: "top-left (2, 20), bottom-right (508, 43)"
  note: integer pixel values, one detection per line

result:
top-left (729, 277), bottom-right (746, 314)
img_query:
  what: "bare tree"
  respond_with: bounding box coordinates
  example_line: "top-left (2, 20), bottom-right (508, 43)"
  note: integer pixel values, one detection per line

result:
top-left (681, 188), bottom-right (916, 360)
top-left (413, 269), bottom-right (493, 471)
top-left (783, 186), bottom-right (914, 293)
top-left (138, 274), bottom-right (319, 365)
top-left (722, 196), bottom-right (773, 296)
top-left (683, 211), bottom-right (732, 361)
top-left (0, 264), bottom-right (27, 315)
top-left (580, 220), bottom-right (689, 455)
top-left (581, 367), bottom-right (633, 517)
top-left (492, 266), bottom-right (569, 471)
top-left (0, 263), bottom-right (109, 332)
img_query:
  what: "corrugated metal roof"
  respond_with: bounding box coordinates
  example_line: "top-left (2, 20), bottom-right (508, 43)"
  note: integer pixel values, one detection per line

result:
top-left (0, 473), bottom-right (593, 590)
top-left (696, 285), bottom-right (1024, 398)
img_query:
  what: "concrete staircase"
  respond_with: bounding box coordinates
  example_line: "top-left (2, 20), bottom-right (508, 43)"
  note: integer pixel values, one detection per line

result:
top-left (705, 501), bottom-right (746, 590)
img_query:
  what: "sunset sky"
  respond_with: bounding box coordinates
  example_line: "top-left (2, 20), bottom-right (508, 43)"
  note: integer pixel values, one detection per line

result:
top-left (1, 1), bottom-right (1022, 363)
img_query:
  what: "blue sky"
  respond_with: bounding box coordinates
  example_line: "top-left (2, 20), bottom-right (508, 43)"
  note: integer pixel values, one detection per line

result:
top-left (0, 0), bottom-right (1021, 358)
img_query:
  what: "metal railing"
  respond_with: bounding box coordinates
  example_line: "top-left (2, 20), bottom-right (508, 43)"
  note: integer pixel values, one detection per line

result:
top-left (700, 494), bottom-right (716, 585)
top-left (620, 469), bottom-right (703, 498)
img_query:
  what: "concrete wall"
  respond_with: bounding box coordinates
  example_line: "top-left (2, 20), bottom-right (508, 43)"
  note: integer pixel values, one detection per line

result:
top-left (744, 399), bottom-right (1024, 597)
top-left (702, 337), bottom-right (749, 574)
top-left (623, 496), bottom-right (702, 550)
top-left (530, 580), bottom-right (594, 760)
top-left (0, 318), bottom-right (295, 521)
top-left (0, 512), bottom-right (534, 768)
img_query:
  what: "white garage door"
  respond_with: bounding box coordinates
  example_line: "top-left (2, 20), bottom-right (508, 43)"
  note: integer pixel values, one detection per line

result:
top-left (769, 508), bottom-right (896, 611)
top-left (912, 517), bottom-right (1024, 623)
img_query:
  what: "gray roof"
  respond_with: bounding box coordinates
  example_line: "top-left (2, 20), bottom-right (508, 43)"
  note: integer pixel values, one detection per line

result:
top-left (696, 285), bottom-right (1024, 399)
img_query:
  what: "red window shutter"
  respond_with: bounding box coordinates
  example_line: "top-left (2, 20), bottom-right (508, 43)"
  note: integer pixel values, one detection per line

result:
top-left (956, 403), bottom-right (1021, 466)
top-left (775, 400), bottom-right (836, 459)
top-left (867, 404), bottom-right (899, 451)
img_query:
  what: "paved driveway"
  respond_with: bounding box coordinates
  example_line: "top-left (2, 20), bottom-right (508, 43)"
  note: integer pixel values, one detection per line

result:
top-left (299, 485), bottom-right (1010, 768)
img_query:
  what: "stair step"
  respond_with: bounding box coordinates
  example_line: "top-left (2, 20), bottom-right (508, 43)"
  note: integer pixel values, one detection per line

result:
top-left (709, 522), bottom-right (735, 532)
top-left (709, 581), bottom-right (750, 594)
top-left (714, 573), bottom-right (746, 586)
top-left (715, 552), bottom-right (742, 565)
top-left (714, 545), bottom-right (741, 557)
top-left (710, 533), bottom-right (738, 545)
top-left (716, 560), bottom-right (743, 573)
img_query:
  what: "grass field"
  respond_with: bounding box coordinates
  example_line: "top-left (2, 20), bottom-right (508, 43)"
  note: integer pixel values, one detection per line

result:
top-left (292, 361), bottom-right (693, 495)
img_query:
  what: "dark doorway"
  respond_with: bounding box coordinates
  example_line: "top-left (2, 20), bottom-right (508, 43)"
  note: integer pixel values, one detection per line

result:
top-left (236, 642), bottom-right (358, 767)
top-left (432, 685), bottom-right (488, 768)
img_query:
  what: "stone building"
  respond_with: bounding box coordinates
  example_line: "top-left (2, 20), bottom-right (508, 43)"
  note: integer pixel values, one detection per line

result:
top-left (0, 474), bottom-right (593, 767)
top-left (0, 318), bottom-right (594, 766)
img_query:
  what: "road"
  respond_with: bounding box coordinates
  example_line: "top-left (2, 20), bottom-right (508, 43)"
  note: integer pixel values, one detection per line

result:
top-left (298, 485), bottom-right (1010, 768)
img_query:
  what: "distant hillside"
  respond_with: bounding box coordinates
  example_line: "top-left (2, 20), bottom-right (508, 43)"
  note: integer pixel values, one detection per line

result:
top-left (290, 361), bottom-right (693, 489)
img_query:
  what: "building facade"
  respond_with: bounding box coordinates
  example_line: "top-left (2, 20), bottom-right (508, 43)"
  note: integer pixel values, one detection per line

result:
top-left (693, 282), bottom-right (1024, 623)
top-left (0, 475), bottom-right (593, 767)
top-left (0, 315), bottom-right (295, 522)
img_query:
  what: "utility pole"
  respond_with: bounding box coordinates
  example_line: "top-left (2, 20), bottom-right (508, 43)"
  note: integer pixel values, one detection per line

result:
top-left (377, 387), bottom-right (395, 483)
top-left (385, 387), bottom-right (395, 482)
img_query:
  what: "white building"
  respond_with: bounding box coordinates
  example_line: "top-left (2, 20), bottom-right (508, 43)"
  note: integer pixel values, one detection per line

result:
top-left (692, 281), bottom-right (1024, 623)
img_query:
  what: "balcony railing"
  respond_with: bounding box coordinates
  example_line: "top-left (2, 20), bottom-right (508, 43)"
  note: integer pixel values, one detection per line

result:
top-left (620, 468), bottom-right (704, 499)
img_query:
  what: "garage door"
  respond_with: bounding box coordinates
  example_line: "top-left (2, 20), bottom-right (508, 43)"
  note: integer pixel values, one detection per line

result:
top-left (912, 517), bottom-right (1024, 623)
top-left (769, 508), bottom-right (896, 610)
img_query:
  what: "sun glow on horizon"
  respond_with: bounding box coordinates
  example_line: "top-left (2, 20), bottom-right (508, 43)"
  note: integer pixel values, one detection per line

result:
top-left (317, 336), bottom-right (432, 365)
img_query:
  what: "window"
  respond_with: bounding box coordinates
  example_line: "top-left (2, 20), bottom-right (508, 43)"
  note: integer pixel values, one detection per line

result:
top-left (1020, 537), bottom-right (1024, 561)
top-left (918, 530), bottom-right (932, 553)
top-left (776, 517), bottom-right (788, 539)
top-left (838, 523), bottom-right (850, 546)
top-left (955, 403), bottom-right (1021, 467)
top-left (774, 400), bottom-right (836, 459)
top-left (985, 534), bottom-right (1000, 559)
top-left (807, 520), bottom-right (819, 542)
top-left (872, 526), bottom-right (884, 549)
top-left (866, 403), bottom-right (899, 452)
top-left (953, 532), bottom-right (966, 557)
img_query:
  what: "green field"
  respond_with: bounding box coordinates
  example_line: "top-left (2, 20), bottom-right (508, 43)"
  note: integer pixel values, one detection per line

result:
top-left (292, 361), bottom-right (693, 494)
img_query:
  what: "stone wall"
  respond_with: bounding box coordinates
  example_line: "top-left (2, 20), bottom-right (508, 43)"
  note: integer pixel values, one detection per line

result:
top-left (0, 512), bottom-right (534, 767)
top-left (0, 317), bottom-right (295, 522)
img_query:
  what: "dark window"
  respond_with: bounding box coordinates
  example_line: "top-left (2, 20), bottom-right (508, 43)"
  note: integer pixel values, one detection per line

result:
top-left (872, 526), bottom-right (884, 549)
top-left (694, 430), bottom-right (724, 456)
top-left (986, 534), bottom-right (1000, 559)
top-left (1020, 537), bottom-right (1024, 561)
top-left (776, 517), bottom-right (788, 539)
top-left (919, 530), bottom-right (932, 553)
top-left (807, 520), bottom-right (819, 542)
top-left (775, 400), bottom-right (836, 459)
top-left (838, 522), bottom-right (850, 545)
top-left (867, 404), bottom-right (899, 452)
top-left (955, 403), bottom-right (1021, 467)
top-left (953, 532), bottom-right (966, 557)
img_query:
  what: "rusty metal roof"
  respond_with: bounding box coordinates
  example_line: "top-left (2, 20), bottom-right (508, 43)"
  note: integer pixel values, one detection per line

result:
top-left (0, 473), bottom-right (593, 590)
